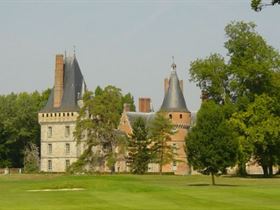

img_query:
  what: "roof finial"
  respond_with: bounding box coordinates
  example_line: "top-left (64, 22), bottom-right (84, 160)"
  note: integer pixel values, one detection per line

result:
top-left (73, 45), bottom-right (76, 57)
top-left (171, 56), bottom-right (176, 71)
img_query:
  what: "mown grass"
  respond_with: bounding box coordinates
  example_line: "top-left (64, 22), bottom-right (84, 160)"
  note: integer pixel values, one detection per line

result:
top-left (0, 174), bottom-right (279, 210)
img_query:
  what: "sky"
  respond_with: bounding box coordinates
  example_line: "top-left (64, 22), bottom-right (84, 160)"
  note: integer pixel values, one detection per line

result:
top-left (0, 0), bottom-right (279, 112)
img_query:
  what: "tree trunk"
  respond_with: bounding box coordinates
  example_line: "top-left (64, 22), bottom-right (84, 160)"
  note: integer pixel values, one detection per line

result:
top-left (159, 142), bottom-right (164, 175)
top-left (211, 172), bottom-right (215, 185)
top-left (262, 165), bottom-right (268, 177)
top-left (237, 162), bottom-right (247, 176)
top-left (159, 163), bottom-right (162, 175)
top-left (268, 164), bottom-right (273, 177)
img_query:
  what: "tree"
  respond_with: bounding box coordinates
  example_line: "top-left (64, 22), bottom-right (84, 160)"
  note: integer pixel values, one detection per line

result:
top-left (189, 21), bottom-right (280, 176)
top-left (23, 143), bottom-right (40, 173)
top-left (186, 101), bottom-right (238, 185)
top-left (150, 112), bottom-right (176, 174)
top-left (0, 90), bottom-right (50, 168)
top-left (127, 117), bottom-right (151, 174)
top-left (230, 94), bottom-right (280, 177)
top-left (122, 93), bottom-right (136, 112)
top-left (190, 21), bottom-right (280, 105)
top-left (251, 0), bottom-right (280, 11)
top-left (73, 86), bottom-right (135, 173)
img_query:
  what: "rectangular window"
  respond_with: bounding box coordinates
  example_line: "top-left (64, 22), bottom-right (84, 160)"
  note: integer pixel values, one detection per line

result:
top-left (65, 143), bottom-right (70, 155)
top-left (48, 144), bottom-right (52, 155)
top-left (65, 126), bottom-right (70, 137)
top-left (48, 160), bottom-right (52, 171)
top-left (65, 159), bottom-right (70, 169)
top-left (47, 126), bottom-right (52, 138)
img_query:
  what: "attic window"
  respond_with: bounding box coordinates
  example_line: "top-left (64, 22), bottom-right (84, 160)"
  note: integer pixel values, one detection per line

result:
top-left (42, 114), bottom-right (44, 117)
top-left (169, 114), bottom-right (172, 119)
top-left (54, 113), bottom-right (57, 117)
top-left (67, 113), bottom-right (70, 117)
top-left (46, 114), bottom-right (48, 117)
top-left (71, 113), bottom-right (74, 116)
top-left (63, 113), bottom-right (65, 117)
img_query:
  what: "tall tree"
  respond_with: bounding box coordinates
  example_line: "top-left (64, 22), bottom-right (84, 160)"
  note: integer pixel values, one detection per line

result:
top-left (186, 101), bottom-right (238, 185)
top-left (0, 89), bottom-right (50, 168)
top-left (127, 117), bottom-right (151, 174)
top-left (150, 112), bottom-right (176, 174)
top-left (189, 21), bottom-right (280, 176)
top-left (73, 86), bottom-right (135, 173)
top-left (230, 94), bottom-right (280, 176)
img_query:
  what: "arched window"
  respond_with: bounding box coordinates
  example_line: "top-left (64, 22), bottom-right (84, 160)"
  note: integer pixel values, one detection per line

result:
top-left (180, 114), bottom-right (182, 119)
top-left (169, 114), bottom-right (172, 119)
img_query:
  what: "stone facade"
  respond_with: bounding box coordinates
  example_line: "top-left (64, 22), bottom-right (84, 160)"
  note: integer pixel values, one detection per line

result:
top-left (38, 112), bottom-right (86, 172)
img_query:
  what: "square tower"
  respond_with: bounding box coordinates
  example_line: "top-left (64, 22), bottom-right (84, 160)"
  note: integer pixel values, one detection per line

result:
top-left (38, 54), bottom-right (87, 172)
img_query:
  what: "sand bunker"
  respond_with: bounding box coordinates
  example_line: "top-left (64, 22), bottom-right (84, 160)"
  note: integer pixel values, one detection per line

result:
top-left (27, 188), bottom-right (85, 192)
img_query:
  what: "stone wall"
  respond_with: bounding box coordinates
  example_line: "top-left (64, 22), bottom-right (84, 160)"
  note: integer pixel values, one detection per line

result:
top-left (38, 112), bottom-right (84, 172)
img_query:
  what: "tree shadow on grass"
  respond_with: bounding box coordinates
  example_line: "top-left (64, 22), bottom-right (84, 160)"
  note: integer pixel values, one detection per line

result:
top-left (187, 183), bottom-right (241, 187)
top-left (223, 175), bottom-right (280, 179)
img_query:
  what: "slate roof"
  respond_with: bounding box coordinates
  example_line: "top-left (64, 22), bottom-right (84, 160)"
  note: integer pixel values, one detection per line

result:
top-left (40, 56), bottom-right (87, 113)
top-left (160, 63), bottom-right (189, 113)
top-left (126, 112), bottom-right (156, 127)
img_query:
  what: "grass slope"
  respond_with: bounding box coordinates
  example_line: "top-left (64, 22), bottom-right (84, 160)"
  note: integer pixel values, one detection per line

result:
top-left (0, 174), bottom-right (279, 210)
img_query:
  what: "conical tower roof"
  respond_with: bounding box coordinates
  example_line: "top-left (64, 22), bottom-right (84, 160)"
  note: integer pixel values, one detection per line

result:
top-left (160, 61), bottom-right (189, 113)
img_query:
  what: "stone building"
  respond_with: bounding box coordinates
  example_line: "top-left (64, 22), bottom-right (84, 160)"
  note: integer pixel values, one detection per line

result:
top-left (118, 61), bottom-right (192, 175)
top-left (38, 54), bottom-right (87, 172)
top-left (38, 54), bottom-right (192, 174)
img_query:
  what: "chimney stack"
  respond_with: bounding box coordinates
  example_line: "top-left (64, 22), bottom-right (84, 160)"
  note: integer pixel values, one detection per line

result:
top-left (53, 54), bottom-right (64, 108)
top-left (139, 98), bottom-right (151, 113)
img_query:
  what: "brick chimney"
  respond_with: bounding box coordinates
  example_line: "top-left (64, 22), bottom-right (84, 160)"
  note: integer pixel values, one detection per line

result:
top-left (53, 54), bottom-right (64, 108)
top-left (139, 98), bottom-right (151, 113)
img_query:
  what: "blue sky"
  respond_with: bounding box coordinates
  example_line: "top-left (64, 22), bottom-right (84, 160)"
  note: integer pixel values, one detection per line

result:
top-left (0, 0), bottom-right (279, 111)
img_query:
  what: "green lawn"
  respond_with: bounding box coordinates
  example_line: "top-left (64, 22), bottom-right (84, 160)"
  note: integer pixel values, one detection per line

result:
top-left (0, 174), bottom-right (279, 210)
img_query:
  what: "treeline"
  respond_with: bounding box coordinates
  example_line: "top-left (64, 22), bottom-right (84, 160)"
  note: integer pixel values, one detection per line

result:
top-left (0, 90), bottom-right (50, 168)
top-left (187, 21), bottom-right (280, 181)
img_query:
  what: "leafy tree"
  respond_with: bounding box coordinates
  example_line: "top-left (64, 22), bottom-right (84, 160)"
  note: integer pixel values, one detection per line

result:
top-left (0, 90), bottom-right (50, 168)
top-left (73, 86), bottom-right (134, 173)
top-left (127, 117), bottom-right (151, 174)
top-left (190, 21), bottom-right (280, 105)
top-left (251, 0), bottom-right (280, 11)
top-left (187, 101), bottom-right (238, 185)
top-left (150, 112), bottom-right (176, 174)
top-left (23, 143), bottom-right (40, 173)
top-left (230, 94), bottom-right (280, 177)
top-left (122, 93), bottom-right (136, 112)
top-left (189, 21), bottom-right (280, 176)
